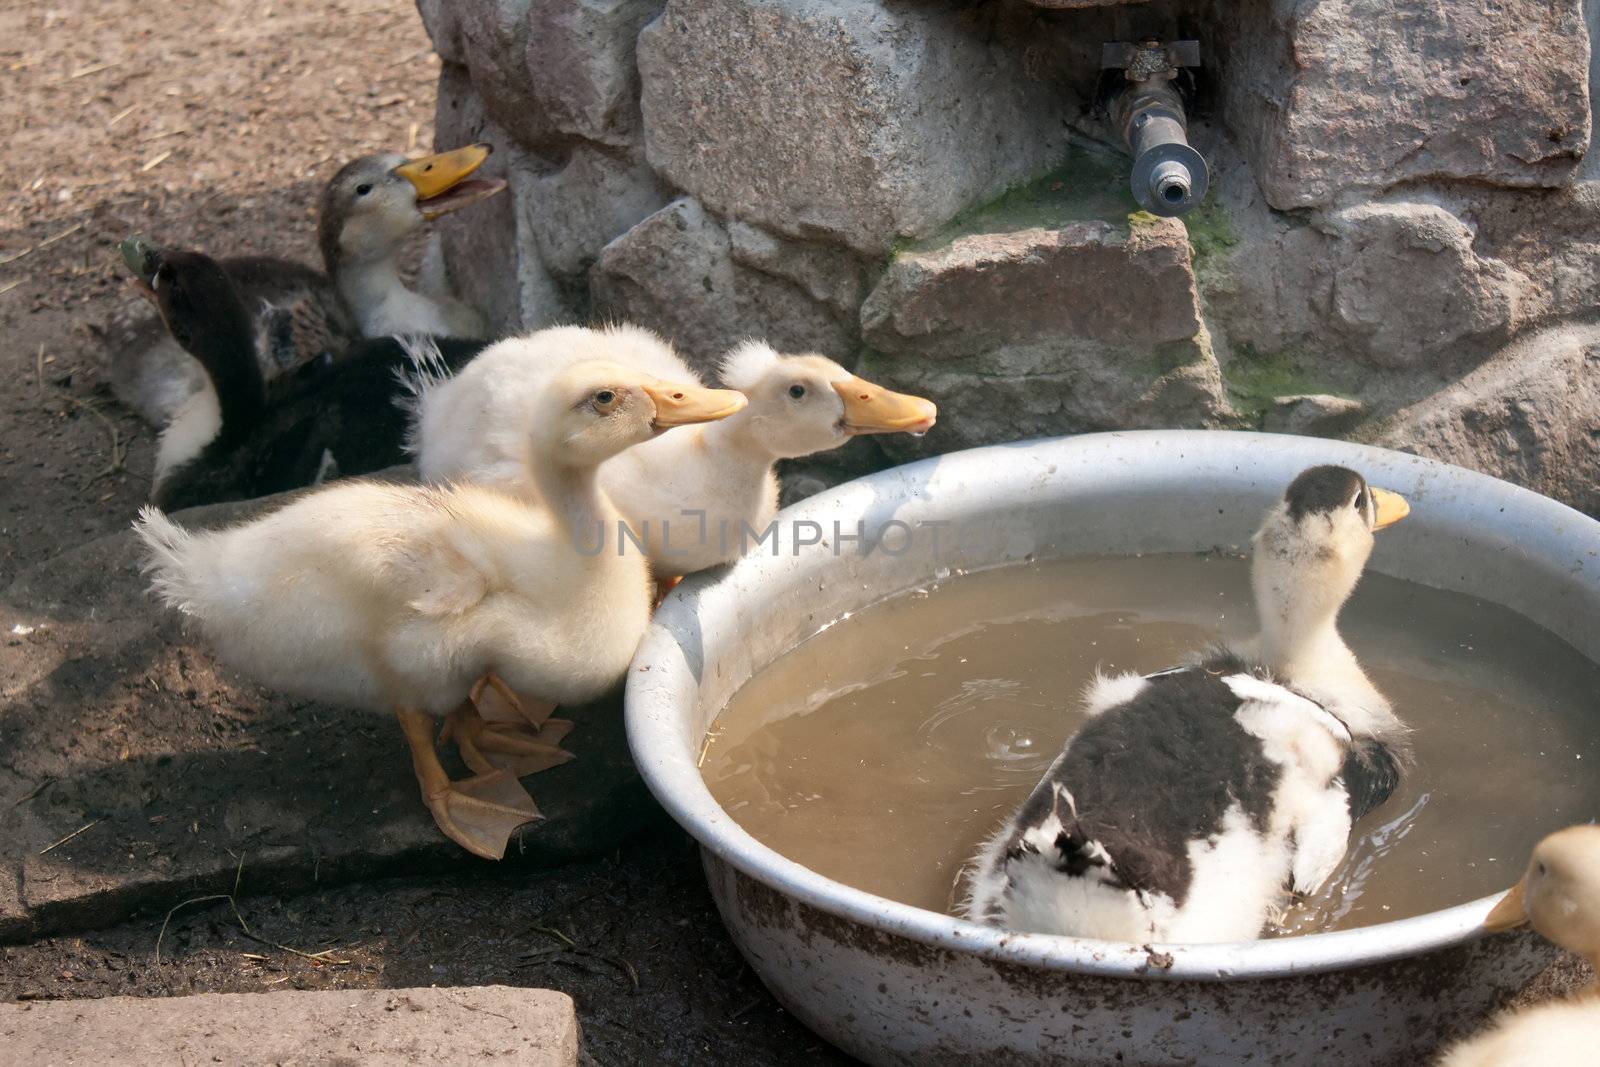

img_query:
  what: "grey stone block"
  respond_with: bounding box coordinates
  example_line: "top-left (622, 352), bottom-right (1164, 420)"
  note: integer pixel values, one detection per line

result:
top-left (0, 986), bottom-right (579, 1065)
top-left (637, 0), bottom-right (1066, 254)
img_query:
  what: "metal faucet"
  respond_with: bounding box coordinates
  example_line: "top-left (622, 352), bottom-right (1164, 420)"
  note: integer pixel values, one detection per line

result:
top-left (1102, 38), bottom-right (1208, 217)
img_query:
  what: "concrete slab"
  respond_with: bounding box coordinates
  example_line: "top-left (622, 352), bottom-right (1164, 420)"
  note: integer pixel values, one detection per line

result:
top-left (0, 985), bottom-right (579, 1065)
top-left (0, 476), bottom-right (661, 943)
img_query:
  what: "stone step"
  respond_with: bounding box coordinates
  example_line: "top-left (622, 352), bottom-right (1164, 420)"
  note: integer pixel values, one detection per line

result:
top-left (0, 986), bottom-right (578, 1066)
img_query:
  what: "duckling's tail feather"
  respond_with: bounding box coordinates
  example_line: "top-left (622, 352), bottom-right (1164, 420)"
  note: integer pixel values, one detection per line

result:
top-left (132, 505), bottom-right (208, 615)
top-left (392, 334), bottom-right (452, 456)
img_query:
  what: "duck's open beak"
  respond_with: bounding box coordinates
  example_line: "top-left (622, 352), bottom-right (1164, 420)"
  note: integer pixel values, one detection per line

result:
top-left (644, 380), bottom-right (748, 429)
top-left (395, 144), bottom-right (507, 220)
top-left (1370, 487), bottom-right (1410, 531)
top-left (831, 377), bottom-right (938, 435)
top-left (1483, 876), bottom-right (1529, 932)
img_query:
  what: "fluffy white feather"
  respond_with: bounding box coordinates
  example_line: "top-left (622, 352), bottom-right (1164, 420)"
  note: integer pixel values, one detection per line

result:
top-left (717, 339), bottom-right (782, 393)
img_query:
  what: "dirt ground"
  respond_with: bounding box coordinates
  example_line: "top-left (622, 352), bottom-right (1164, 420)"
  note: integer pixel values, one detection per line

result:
top-left (0, 831), bottom-right (847, 1066)
top-left (0, 0), bottom-right (440, 589)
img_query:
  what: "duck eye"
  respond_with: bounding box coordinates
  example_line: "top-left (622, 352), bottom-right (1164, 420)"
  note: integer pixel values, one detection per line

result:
top-left (595, 389), bottom-right (616, 405)
top-left (788, 384), bottom-right (807, 400)
top-left (1536, 861), bottom-right (1547, 877)
top-left (355, 184), bottom-right (373, 197)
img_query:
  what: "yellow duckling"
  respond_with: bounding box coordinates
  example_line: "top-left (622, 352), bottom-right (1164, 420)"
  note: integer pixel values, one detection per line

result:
top-left (132, 360), bottom-right (746, 860)
top-left (1440, 824), bottom-right (1600, 1065)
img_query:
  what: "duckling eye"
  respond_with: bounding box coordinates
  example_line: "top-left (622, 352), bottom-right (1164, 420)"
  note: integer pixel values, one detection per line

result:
top-left (1537, 861), bottom-right (1548, 877)
top-left (355, 184), bottom-right (373, 197)
top-left (788, 384), bottom-right (807, 400)
top-left (594, 389), bottom-right (616, 406)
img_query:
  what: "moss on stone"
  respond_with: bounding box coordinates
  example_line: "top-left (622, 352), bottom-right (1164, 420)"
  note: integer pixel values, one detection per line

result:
top-left (894, 147), bottom-right (1139, 257)
top-left (1223, 343), bottom-right (1349, 424)
top-left (1182, 200), bottom-right (1238, 274)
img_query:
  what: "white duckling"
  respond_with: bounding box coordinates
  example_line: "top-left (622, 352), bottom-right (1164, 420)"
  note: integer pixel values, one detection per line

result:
top-left (133, 360), bottom-right (745, 860)
top-left (107, 145), bottom-right (503, 428)
top-left (409, 327), bottom-right (937, 579)
top-left (1439, 824), bottom-right (1600, 1066)
top-left (965, 465), bottom-right (1411, 942)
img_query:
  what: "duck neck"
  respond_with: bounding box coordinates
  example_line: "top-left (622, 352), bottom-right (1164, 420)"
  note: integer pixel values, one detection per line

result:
top-left (183, 316), bottom-right (266, 433)
top-left (334, 253), bottom-right (413, 324)
top-left (1254, 586), bottom-right (1391, 733)
top-left (1257, 605), bottom-right (1356, 683)
top-left (527, 446), bottom-right (621, 555)
top-left (700, 416), bottom-right (780, 477)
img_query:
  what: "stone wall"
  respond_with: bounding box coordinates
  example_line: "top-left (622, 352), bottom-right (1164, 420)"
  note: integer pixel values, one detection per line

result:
top-left (417, 0), bottom-right (1599, 515)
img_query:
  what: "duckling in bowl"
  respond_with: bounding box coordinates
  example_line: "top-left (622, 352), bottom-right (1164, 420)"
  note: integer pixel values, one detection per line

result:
top-left (966, 465), bottom-right (1411, 942)
top-left (104, 144), bottom-right (504, 428)
top-left (133, 359), bottom-right (746, 859)
top-left (409, 326), bottom-right (937, 582)
top-left (121, 238), bottom-right (484, 510)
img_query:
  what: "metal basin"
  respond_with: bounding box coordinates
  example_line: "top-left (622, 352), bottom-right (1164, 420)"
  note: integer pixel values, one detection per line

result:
top-left (626, 431), bottom-right (1598, 1066)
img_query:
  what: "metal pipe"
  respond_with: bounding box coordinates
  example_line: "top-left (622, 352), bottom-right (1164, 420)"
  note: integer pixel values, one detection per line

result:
top-left (1113, 80), bottom-right (1209, 216)
top-left (1103, 39), bottom-right (1209, 217)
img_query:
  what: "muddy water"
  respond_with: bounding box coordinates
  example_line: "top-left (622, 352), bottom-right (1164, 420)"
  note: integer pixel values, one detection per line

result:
top-left (701, 555), bottom-right (1600, 934)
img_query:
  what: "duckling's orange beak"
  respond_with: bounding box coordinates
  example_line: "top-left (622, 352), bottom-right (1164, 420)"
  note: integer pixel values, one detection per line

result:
top-left (1370, 487), bottom-right (1409, 531)
top-left (831, 377), bottom-right (938, 435)
top-left (1483, 877), bottom-right (1529, 932)
top-left (644, 380), bottom-right (748, 429)
top-left (395, 144), bottom-right (506, 220)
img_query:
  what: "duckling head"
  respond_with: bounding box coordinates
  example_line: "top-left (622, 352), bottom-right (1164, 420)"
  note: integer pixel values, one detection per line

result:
top-left (1250, 465), bottom-right (1408, 671)
top-left (121, 238), bottom-right (255, 370)
top-left (536, 360), bottom-right (748, 470)
top-left (717, 341), bottom-right (937, 459)
top-left (317, 144), bottom-right (507, 274)
top-left (1486, 824), bottom-right (1600, 968)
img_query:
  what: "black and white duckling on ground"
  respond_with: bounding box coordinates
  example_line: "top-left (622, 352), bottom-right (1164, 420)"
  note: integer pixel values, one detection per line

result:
top-left (965, 466), bottom-right (1412, 943)
top-left (104, 145), bottom-right (503, 428)
top-left (125, 239), bottom-right (482, 510)
top-left (1440, 824), bottom-right (1600, 1065)
top-left (132, 361), bottom-right (746, 859)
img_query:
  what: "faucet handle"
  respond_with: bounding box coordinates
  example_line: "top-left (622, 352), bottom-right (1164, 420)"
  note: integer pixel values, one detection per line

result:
top-left (1101, 39), bottom-right (1201, 79)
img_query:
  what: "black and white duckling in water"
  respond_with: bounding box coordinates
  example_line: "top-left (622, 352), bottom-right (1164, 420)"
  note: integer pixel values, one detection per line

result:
top-left (965, 466), bottom-right (1412, 942)
top-left (1440, 824), bottom-right (1600, 1065)
top-left (124, 239), bottom-right (483, 510)
top-left (410, 328), bottom-right (937, 581)
top-left (105, 145), bottom-right (503, 428)
top-left (132, 361), bottom-right (746, 859)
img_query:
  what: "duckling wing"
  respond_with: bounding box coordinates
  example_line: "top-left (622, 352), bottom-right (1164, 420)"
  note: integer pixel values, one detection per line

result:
top-left (225, 255), bottom-right (358, 388)
top-left (1341, 739), bottom-right (1402, 822)
top-left (256, 290), bottom-right (348, 378)
top-left (395, 534), bottom-right (489, 617)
